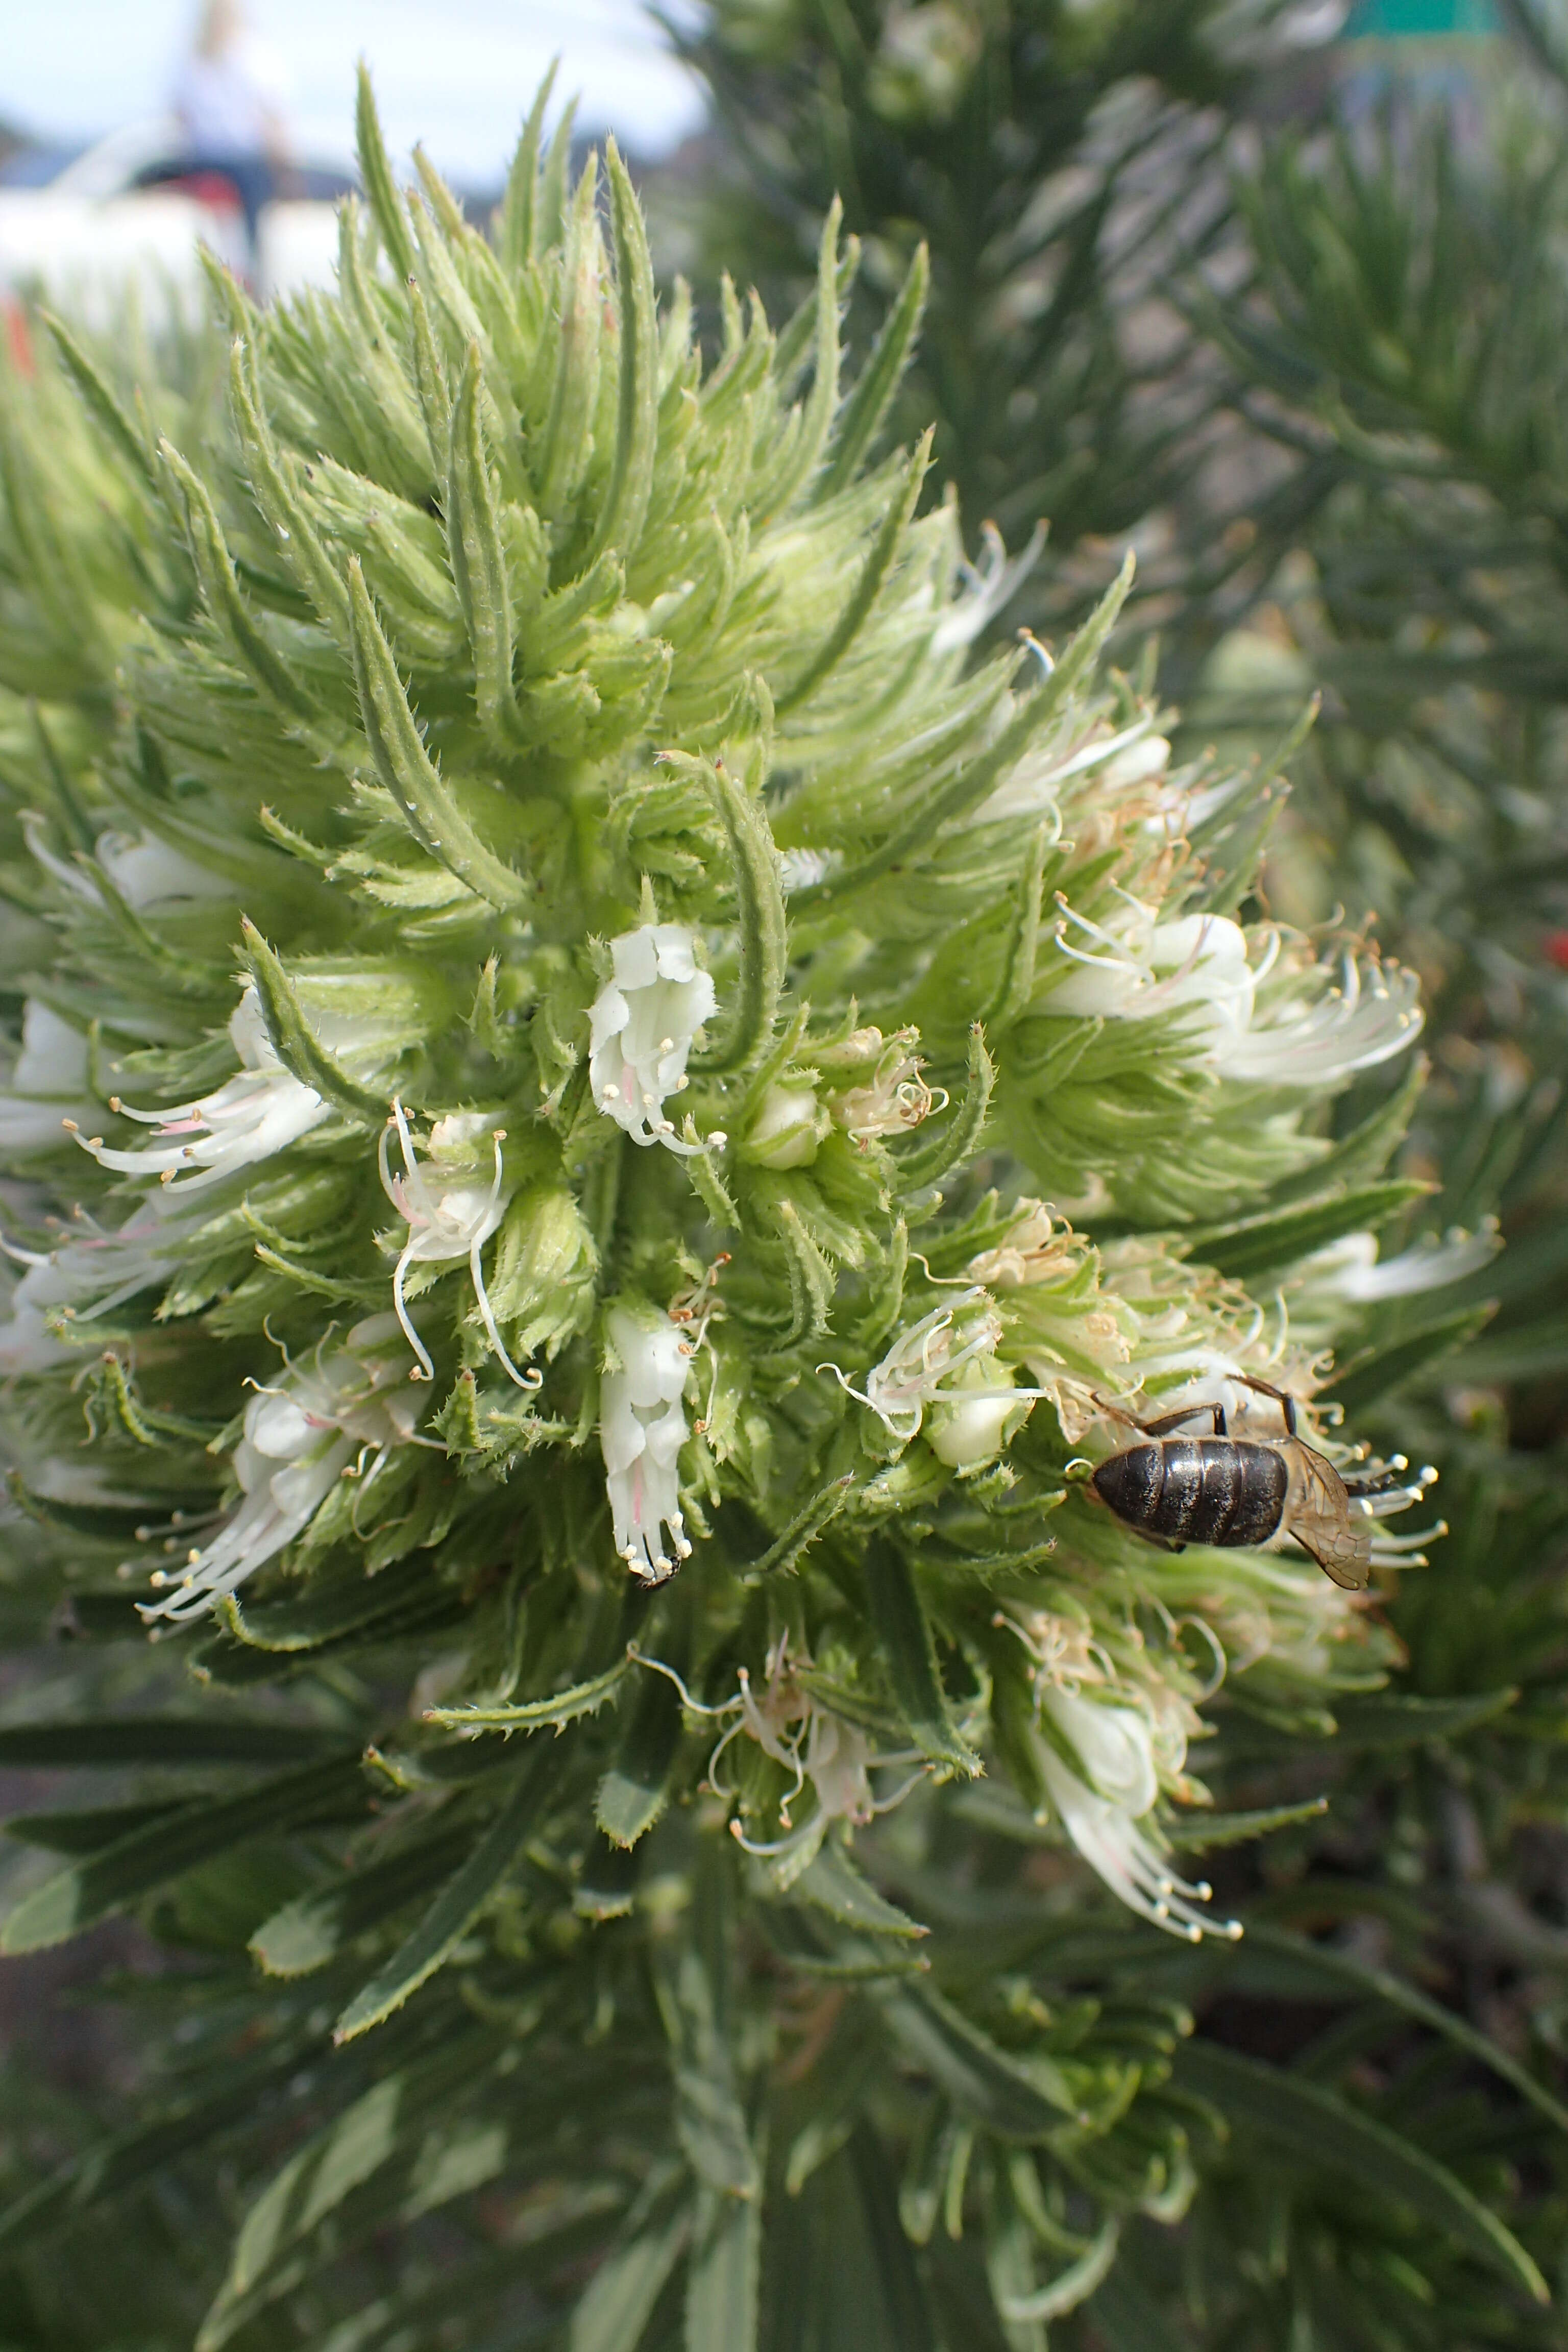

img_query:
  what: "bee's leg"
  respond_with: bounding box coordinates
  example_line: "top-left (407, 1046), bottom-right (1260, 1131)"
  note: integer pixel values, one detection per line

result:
top-left (1141, 1403), bottom-right (1226, 1439)
top-left (1094, 1392), bottom-right (1226, 1439)
top-left (1233, 1372), bottom-right (1297, 1435)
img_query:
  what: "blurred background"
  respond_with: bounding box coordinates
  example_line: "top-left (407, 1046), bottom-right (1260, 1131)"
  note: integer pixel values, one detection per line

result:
top-left (0, 0), bottom-right (707, 311)
top-left (2, 0), bottom-right (704, 178)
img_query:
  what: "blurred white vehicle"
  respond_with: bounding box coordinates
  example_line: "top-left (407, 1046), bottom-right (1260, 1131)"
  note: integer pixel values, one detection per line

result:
top-left (0, 115), bottom-right (351, 325)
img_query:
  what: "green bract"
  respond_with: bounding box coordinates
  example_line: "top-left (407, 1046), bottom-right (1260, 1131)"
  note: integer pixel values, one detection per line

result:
top-left (0, 75), bottom-right (1501, 2348)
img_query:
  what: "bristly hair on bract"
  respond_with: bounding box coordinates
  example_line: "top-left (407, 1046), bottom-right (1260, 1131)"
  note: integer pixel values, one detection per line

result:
top-left (0, 66), bottom-right (1518, 2351)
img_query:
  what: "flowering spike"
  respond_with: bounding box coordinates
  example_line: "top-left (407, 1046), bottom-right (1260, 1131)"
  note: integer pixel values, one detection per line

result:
top-left (0, 79), bottom-right (1468, 2301)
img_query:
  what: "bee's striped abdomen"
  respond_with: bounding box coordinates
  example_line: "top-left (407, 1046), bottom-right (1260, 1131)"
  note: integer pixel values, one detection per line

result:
top-left (1093, 1438), bottom-right (1287, 1549)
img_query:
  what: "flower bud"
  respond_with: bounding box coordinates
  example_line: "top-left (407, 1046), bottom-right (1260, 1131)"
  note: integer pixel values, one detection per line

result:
top-left (486, 1183), bottom-right (599, 1359)
top-left (925, 1361), bottom-right (1030, 1469)
top-left (738, 1083), bottom-right (824, 1169)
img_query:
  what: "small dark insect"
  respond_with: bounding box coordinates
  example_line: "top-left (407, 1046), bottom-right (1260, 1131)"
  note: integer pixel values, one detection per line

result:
top-left (1089, 1376), bottom-right (1419, 1590)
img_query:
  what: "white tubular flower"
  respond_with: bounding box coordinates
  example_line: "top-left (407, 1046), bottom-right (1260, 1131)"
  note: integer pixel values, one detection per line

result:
top-left (994, 1625), bottom-right (1238, 1941)
top-left (1224, 949), bottom-right (1423, 1087)
top-left (0, 1001), bottom-right (96, 1150)
top-left (828, 1286), bottom-right (1063, 1463)
top-left (708, 1640), bottom-right (925, 1883)
top-left (821, 1026), bottom-right (944, 1144)
top-left (589, 924), bottom-right (722, 1156)
top-left (1047, 899), bottom-right (1422, 1088)
top-left (93, 830), bottom-right (232, 911)
top-left (600, 1305), bottom-right (695, 1583)
top-left (978, 717), bottom-right (1170, 827)
top-left (827, 1288), bottom-right (1008, 1444)
top-left (1035, 1743), bottom-right (1241, 1944)
top-left (1038, 1685), bottom-right (1238, 1943)
top-left (22, 814), bottom-right (230, 913)
top-left (0, 1197), bottom-right (197, 1373)
top-left (930, 519), bottom-right (1046, 654)
top-left (1041, 1684), bottom-right (1160, 1817)
top-left (379, 1103), bottom-right (536, 1390)
top-left (1048, 895), bottom-right (1260, 1055)
top-left (142, 1315), bottom-right (425, 1626)
top-left (70, 986), bottom-right (330, 1194)
top-left (1294, 1221), bottom-right (1500, 1304)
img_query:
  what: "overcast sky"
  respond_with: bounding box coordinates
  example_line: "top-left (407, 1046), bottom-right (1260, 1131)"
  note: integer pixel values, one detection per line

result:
top-left (4, 0), bottom-right (706, 177)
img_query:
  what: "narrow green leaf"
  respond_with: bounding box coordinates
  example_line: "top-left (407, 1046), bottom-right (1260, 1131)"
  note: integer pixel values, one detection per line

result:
top-left (744, 1473), bottom-right (855, 1576)
top-left (215, 1553), bottom-right (448, 1653)
top-left (1327, 1302), bottom-right (1497, 1412)
top-left (411, 145), bottom-right (470, 242)
top-left (776, 432), bottom-right (932, 714)
top-left (793, 1843), bottom-right (929, 1940)
top-left (1330, 1687), bottom-right (1517, 1747)
top-left (427, 1656), bottom-right (629, 1732)
top-left (597, 1659), bottom-right (683, 1848)
top-left (355, 63), bottom-right (415, 281)
top-left (1199, 695), bottom-right (1317, 921)
top-left (347, 557), bottom-right (529, 911)
top-left (6, 1803), bottom-right (182, 1855)
top-left (240, 920), bottom-right (387, 1124)
top-left (407, 279), bottom-right (451, 477)
top-left (1166, 1797), bottom-right (1329, 1849)
top-left (686, 2185), bottom-right (760, 2352)
top-left (0, 2035), bottom-right (316, 2253)
top-left (997, 2217), bottom-right (1120, 2325)
top-left (39, 310), bottom-right (158, 488)
top-left (252, 1831), bottom-right (458, 1976)
top-left (334, 1759), bottom-right (544, 2040)
top-left (570, 2178), bottom-right (690, 2352)
top-left (758, 199), bottom-right (845, 517)
top-left (1267, 1054), bottom-right (1427, 1205)
top-left (229, 340), bottom-right (352, 638)
top-left (893, 1024), bottom-right (994, 1191)
top-left (675, 754), bottom-right (786, 1076)
top-left (766, 2126), bottom-right (937, 2352)
top-left (1190, 1179), bottom-right (1430, 1284)
top-left (590, 143), bottom-right (659, 568)
top-left (861, 1537), bottom-right (979, 1777)
top-left (653, 1844), bottom-right (760, 2200)
top-left (877, 1982), bottom-right (1075, 2137)
top-left (2, 1755), bottom-right (368, 1953)
top-left (536, 161), bottom-right (605, 524)
top-left (447, 344), bottom-right (523, 745)
top-left (983, 819), bottom-right (1052, 1030)
top-left (534, 95), bottom-right (578, 254)
top-left (497, 61), bottom-right (558, 273)
top-left (198, 2031), bottom-right (499, 2349)
top-left (819, 242), bottom-right (929, 501)
top-left (1244, 1923), bottom-right (1568, 2138)
top-left (783, 2007), bottom-right (885, 2195)
top-left (760, 1902), bottom-right (930, 1982)
top-left (1174, 2042), bottom-right (1549, 2302)
top-left (0, 1717), bottom-right (337, 1768)
top-left (160, 440), bottom-right (322, 724)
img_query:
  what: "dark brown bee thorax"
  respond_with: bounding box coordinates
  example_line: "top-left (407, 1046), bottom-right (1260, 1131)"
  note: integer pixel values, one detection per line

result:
top-left (1092, 1437), bottom-right (1288, 1550)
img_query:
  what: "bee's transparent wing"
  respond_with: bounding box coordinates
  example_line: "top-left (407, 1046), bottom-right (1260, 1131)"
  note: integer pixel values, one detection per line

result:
top-left (1283, 1442), bottom-right (1372, 1591)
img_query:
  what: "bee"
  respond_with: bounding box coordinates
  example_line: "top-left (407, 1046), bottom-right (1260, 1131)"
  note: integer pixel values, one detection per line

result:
top-left (1088, 1376), bottom-right (1423, 1590)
